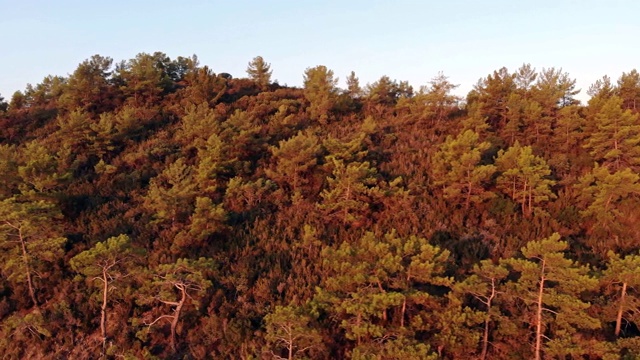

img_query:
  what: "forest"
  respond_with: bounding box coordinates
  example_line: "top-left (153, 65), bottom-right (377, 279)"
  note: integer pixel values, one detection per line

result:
top-left (0, 52), bottom-right (640, 359)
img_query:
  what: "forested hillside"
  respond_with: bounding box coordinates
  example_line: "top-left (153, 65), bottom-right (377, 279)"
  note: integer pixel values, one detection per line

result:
top-left (1, 52), bottom-right (640, 359)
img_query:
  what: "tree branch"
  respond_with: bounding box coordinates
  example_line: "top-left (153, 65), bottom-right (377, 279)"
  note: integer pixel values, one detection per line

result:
top-left (159, 299), bottom-right (181, 307)
top-left (145, 314), bottom-right (174, 327)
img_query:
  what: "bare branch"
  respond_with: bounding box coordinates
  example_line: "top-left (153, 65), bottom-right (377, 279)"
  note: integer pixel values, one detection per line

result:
top-left (145, 314), bottom-right (174, 327)
top-left (159, 299), bottom-right (181, 307)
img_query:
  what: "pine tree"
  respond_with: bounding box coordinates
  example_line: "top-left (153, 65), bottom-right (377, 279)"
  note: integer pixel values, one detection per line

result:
top-left (577, 165), bottom-right (640, 222)
top-left (431, 129), bottom-right (496, 211)
top-left (0, 198), bottom-right (66, 308)
top-left (0, 93), bottom-right (8, 113)
top-left (265, 130), bottom-right (322, 195)
top-left (140, 257), bottom-right (214, 354)
top-left (179, 65), bottom-right (227, 107)
top-left (617, 69), bottom-right (640, 112)
top-left (520, 99), bottom-right (547, 147)
top-left (467, 67), bottom-right (516, 130)
top-left (514, 63), bottom-right (537, 96)
top-left (17, 140), bottom-right (67, 194)
top-left (54, 109), bottom-right (95, 172)
top-left (70, 234), bottom-right (142, 356)
top-left (316, 231), bottom-right (449, 357)
top-left (172, 196), bottom-right (227, 255)
top-left (346, 71), bottom-right (362, 98)
top-left (502, 233), bottom-right (600, 360)
top-left (246, 56), bottom-right (272, 90)
top-left (194, 133), bottom-right (233, 196)
top-left (532, 67), bottom-right (579, 109)
top-left (584, 96), bottom-right (640, 171)
top-left (58, 54), bottom-right (114, 113)
top-left (601, 251), bottom-right (640, 337)
top-left (550, 104), bottom-right (587, 177)
top-left (175, 102), bottom-right (220, 152)
top-left (499, 93), bottom-right (525, 146)
top-left (364, 76), bottom-right (413, 117)
top-left (0, 144), bottom-right (19, 197)
top-left (143, 158), bottom-right (197, 225)
top-left (318, 158), bottom-right (380, 227)
top-left (264, 304), bottom-right (323, 360)
top-left (455, 259), bottom-right (509, 360)
top-left (576, 164), bottom-right (640, 254)
top-left (419, 72), bottom-right (460, 123)
top-left (115, 53), bottom-right (165, 107)
top-left (303, 65), bottom-right (338, 124)
top-left (494, 141), bottom-right (556, 217)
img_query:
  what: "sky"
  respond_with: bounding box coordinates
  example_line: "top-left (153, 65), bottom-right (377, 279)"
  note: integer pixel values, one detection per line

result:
top-left (1, 0), bottom-right (639, 104)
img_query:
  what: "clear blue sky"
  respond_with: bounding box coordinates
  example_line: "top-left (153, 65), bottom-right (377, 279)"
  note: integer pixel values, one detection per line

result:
top-left (1, 0), bottom-right (638, 103)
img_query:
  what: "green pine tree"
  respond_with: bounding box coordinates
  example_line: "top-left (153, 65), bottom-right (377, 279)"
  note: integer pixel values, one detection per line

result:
top-left (502, 233), bottom-right (600, 360)
top-left (246, 56), bottom-right (273, 90)
top-left (431, 129), bottom-right (496, 211)
top-left (264, 304), bottom-right (323, 360)
top-left (584, 96), bottom-right (640, 171)
top-left (303, 65), bottom-right (338, 124)
top-left (0, 198), bottom-right (66, 308)
top-left (139, 257), bottom-right (214, 354)
top-left (70, 234), bottom-right (142, 356)
top-left (495, 141), bottom-right (556, 217)
top-left (601, 251), bottom-right (640, 337)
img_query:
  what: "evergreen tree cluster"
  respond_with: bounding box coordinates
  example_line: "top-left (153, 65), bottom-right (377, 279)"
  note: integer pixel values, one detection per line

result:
top-left (1, 53), bottom-right (640, 359)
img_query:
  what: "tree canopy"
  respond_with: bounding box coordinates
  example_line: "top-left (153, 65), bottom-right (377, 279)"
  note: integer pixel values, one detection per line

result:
top-left (0, 53), bottom-right (639, 359)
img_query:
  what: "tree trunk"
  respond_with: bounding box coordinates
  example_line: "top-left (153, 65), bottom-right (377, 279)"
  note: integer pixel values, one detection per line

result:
top-left (480, 278), bottom-right (497, 360)
top-left (615, 282), bottom-right (628, 337)
top-left (18, 227), bottom-right (38, 308)
top-left (343, 183), bottom-right (351, 225)
top-left (523, 181), bottom-right (529, 215)
top-left (288, 329), bottom-right (294, 360)
top-left (356, 312), bottom-right (362, 345)
top-left (528, 186), bottom-right (533, 217)
top-left (377, 280), bottom-right (388, 322)
top-left (614, 126), bottom-right (620, 170)
top-left (534, 261), bottom-right (546, 360)
top-left (170, 285), bottom-right (186, 353)
top-left (101, 268), bottom-right (109, 356)
top-left (465, 180), bottom-right (473, 210)
top-left (400, 297), bottom-right (406, 328)
top-left (481, 317), bottom-right (491, 360)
